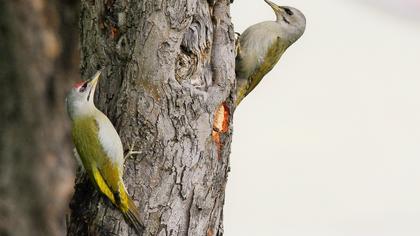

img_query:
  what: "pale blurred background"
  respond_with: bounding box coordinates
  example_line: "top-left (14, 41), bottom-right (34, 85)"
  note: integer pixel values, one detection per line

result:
top-left (226, 0), bottom-right (420, 235)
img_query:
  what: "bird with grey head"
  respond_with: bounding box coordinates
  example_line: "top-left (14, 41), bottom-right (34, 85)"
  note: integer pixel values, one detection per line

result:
top-left (66, 71), bottom-right (144, 235)
top-left (235, 0), bottom-right (306, 105)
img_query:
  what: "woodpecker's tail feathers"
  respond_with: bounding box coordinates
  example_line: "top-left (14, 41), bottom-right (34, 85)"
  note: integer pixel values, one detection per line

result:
top-left (122, 197), bottom-right (144, 236)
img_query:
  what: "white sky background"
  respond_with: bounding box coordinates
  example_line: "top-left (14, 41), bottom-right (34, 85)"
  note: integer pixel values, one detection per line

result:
top-left (226, 0), bottom-right (420, 235)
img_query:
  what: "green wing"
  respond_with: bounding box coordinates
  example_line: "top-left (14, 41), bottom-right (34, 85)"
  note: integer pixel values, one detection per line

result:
top-left (72, 116), bottom-right (144, 233)
top-left (236, 37), bottom-right (287, 105)
top-left (71, 116), bottom-right (122, 205)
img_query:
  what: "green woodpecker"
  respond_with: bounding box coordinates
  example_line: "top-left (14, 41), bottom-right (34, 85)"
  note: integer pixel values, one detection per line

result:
top-left (66, 71), bottom-right (143, 234)
top-left (235, 0), bottom-right (306, 105)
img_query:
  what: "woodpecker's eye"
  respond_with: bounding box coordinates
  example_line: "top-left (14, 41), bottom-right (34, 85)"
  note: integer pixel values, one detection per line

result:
top-left (284, 8), bottom-right (294, 16)
top-left (79, 82), bottom-right (88, 93)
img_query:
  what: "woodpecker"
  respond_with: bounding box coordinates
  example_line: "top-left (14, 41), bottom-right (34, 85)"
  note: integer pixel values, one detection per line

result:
top-left (235, 0), bottom-right (306, 105)
top-left (66, 71), bottom-right (143, 234)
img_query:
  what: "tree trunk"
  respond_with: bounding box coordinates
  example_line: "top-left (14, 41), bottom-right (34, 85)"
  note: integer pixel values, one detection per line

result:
top-left (0, 0), bottom-right (79, 236)
top-left (67, 0), bottom-right (236, 235)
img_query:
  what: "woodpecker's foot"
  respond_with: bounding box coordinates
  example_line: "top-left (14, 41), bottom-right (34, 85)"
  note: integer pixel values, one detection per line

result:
top-left (124, 141), bottom-right (142, 161)
top-left (235, 32), bottom-right (241, 57)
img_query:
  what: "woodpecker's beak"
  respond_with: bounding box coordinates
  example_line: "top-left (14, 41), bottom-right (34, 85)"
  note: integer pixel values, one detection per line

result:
top-left (86, 70), bottom-right (102, 102)
top-left (87, 70), bottom-right (101, 88)
top-left (264, 0), bottom-right (280, 11)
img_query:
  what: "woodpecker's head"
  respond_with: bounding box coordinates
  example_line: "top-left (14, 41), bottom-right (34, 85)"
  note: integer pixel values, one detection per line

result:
top-left (66, 70), bottom-right (101, 119)
top-left (264, 0), bottom-right (306, 44)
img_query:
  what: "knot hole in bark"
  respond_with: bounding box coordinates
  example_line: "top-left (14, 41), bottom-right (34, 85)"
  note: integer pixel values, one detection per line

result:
top-left (175, 45), bottom-right (198, 82)
top-left (175, 17), bottom-right (212, 90)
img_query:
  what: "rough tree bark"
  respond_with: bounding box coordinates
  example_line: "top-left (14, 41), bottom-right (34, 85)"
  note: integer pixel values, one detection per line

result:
top-left (0, 1), bottom-right (79, 236)
top-left (67, 0), bottom-right (236, 235)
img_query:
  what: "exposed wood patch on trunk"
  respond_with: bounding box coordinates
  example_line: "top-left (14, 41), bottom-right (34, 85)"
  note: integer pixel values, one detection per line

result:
top-left (212, 102), bottom-right (230, 160)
